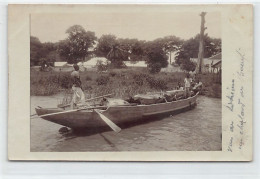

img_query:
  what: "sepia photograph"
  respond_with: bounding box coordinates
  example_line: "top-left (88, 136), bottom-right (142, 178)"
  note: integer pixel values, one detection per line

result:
top-left (8, 4), bottom-right (253, 161)
top-left (29, 11), bottom-right (222, 152)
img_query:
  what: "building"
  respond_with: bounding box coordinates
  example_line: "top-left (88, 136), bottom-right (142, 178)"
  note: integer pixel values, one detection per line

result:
top-left (77, 62), bottom-right (86, 72)
top-left (209, 53), bottom-right (221, 73)
top-left (30, 66), bottom-right (41, 71)
top-left (123, 61), bottom-right (147, 68)
top-left (190, 53), bottom-right (221, 73)
top-left (83, 57), bottom-right (109, 71)
top-left (54, 62), bottom-right (74, 72)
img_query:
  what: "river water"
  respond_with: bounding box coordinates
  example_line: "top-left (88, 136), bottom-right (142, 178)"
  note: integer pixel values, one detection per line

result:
top-left (30, 95), bottom-right (222, 152)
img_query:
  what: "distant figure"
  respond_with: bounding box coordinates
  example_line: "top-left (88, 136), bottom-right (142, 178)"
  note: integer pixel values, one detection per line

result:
top-left (184, 73), bottom-right (192, 98)
top-left (176, 81), bottom-right (182, 90)
top-left (71, 64), bottom-right (85, 109)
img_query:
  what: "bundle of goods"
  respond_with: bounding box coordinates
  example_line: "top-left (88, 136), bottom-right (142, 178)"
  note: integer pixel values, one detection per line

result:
top-left (100, 98), bottom-right (129, 107)
top-left (133, 93), bottom-right (166, 105)
top-left (164, 89), bottom-right (185, 101)
top-left (192, 82), bottom-right (203, 93)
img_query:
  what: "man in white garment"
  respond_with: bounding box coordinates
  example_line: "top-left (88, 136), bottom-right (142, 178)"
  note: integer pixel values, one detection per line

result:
top-left (71, 64), bottom-right (86, 109)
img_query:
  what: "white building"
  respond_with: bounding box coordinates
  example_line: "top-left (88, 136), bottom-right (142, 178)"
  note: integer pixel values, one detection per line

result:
top-left (54, 62), bottom-right (74, 72)
top-left (83, 57), bottom-right (109, 71)
top-left (123, 61), bottom-right (147, 68)
top-left (190, 53), bottom-right (221, 73)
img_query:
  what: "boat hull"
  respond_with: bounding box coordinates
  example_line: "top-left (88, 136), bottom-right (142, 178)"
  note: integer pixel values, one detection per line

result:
top-left (35, 93), bottom-right (199, 130)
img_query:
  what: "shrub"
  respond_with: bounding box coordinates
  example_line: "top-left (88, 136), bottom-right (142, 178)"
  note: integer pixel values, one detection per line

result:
top-left (146, 76), bottom-right (168, 90)
top-left (109, 71), bottom-right (117, 77)
top-left (96, 61), bottom-right (108, 72)
top-left (148, 63), bottom-right (162, 74)
top-left (96, 75), bottom-right (110, 85)
top-left (85, 76), bottom-right (92, 81)
top-left (133, 73), bottom-right (149, 86)
top-left (121, 80), bottom-right (127, 86)
top-left (59, 74), bottom-right (71, 89)
top-left (83, 84), bottom-right (93, 90)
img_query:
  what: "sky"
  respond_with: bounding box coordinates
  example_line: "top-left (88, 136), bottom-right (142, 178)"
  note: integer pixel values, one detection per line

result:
top-left (31, 11), bottom-right (221, 43)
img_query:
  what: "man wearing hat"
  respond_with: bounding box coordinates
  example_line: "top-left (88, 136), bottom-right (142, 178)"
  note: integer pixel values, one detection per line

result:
top-left (71, 64), bottom-right (85, 108)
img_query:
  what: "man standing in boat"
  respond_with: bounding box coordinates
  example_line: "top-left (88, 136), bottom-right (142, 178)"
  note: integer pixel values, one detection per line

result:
top-left (71, 64), bottom-right (85, 109)
top-left (184, 73), bottom-right (192, 98)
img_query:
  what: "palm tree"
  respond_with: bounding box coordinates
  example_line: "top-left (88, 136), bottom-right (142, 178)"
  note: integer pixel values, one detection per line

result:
top-left (107, 44), bottom-right (129, 68)
top-left (164, 41), bottom-right (179, 65)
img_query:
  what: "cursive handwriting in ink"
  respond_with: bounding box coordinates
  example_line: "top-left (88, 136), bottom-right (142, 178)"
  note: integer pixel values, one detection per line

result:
top-left (227, 137), bottom-right (233, 152)
top-left (237, 98), bottom-right (246, 136)
top-left (239, 138), bottom-right (244, 149)
top-left (240, 86), bottom-right (244, 98)
top-left (229, 121), bottom-right (234, 132)
top-left (225, 79), bottom-right (235, 112)
top-left (236, 49), bottom-right (245, 77)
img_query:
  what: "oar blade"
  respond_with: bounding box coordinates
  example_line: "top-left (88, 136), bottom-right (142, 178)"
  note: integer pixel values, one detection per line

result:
top-left (95, 110), bottom-right (121, 133)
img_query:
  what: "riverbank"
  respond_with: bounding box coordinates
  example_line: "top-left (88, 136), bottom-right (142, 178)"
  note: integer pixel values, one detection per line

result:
top-left (30, 69), bottom-right (221, 100)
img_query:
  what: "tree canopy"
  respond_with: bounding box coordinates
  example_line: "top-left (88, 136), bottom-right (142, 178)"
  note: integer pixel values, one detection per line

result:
top-left (30, 36), bottom-right (58, 66)
top-left (30, 25), bottom-right (221, 73)
top-left (58, 25), bottom-right (97, 64)
top-left (175, 34), bottom-right (221, 71)
top-left (95, 34), bottom-right (117, 57)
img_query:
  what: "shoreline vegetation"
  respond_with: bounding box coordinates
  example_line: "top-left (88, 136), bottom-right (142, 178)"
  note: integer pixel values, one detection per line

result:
top-left (30, 68), bottom-right (221, 101)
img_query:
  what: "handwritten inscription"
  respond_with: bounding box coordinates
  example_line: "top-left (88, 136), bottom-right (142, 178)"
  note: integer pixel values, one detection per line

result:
top-left (240, 86), bottom-right (244, 98)
top-left (236, 49), bottom-right (245, 77)
top-left (239, 138), bottom-right (244, 150)
top-left (225, 79), bottom-right (235, 112)
top-left (226, 49), bottom-right (247, 152)
top-left (227, 137), bottom-right (233, 152)
top-left (229, 121), bottom-right (234, 132)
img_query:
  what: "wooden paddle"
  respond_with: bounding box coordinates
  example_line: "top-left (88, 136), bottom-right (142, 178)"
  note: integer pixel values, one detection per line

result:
top-left (94, 109), bottom-right (121, 133)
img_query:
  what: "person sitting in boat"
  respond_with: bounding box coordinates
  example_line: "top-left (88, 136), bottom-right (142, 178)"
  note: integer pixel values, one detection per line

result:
top-left (184, 73), bottom-right (192, 98)
top-left (175, 81), bottom-right (182, 90)
top-left (71, 64), bottom-right (85, 109)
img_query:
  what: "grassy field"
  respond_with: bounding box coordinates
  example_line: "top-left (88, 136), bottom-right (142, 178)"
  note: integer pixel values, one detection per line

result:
top-left (30, 68), bottom-right (221, 100)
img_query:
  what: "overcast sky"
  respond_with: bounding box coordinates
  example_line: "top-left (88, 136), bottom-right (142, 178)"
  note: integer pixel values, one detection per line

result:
top-left (31, 12), bottom-right (221, 43)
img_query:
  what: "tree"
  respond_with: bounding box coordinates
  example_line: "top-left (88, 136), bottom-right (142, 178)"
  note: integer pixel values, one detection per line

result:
top-left (175, 34), bottom-right (221, 71)
top-left (95, 34), bottom-right (117, 57)
top-left (148, 63), bottom-right (162, 74)
top-left (30, 36), bottom-right (58, 66)
top-left (144, 40), bottom-right (168, 73)
top-left (58, 25), bottom-right (97, 64)
top-left (30, 36), bottom-right (43, 66)
top-left (196, 12), bottom-right (207, 74)
top-left (163, 36), bottom-right (183, 65)
top-left (107, 44), bottom-right (129, 68)
top-left (142, 36), bottom-right (183, 73)
top-left (117, 38), bottom-right (147, 61)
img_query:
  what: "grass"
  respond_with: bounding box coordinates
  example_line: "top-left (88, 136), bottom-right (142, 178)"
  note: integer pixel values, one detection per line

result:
top-left (196, 73), bottom-right (222, 98)
top-left (30, 68), bottom-right (221, 100)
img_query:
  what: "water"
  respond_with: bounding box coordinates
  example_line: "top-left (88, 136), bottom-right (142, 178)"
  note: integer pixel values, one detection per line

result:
top-left (30, 95), bottom-right (222, 151)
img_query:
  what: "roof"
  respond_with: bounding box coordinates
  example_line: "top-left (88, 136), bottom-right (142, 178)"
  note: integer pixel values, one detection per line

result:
top-left (209, 53), bottom-right (222, 60)
top-left (123, 61), bottom-right (147, 67)
top-left (84, 57), bottom-right (108, 67)
top-left (190, 57), bottom-right (221, 66)
top-left (54, 62), bottom-right (67, 67)
top-left (212, 60), bottom-right (221, 68)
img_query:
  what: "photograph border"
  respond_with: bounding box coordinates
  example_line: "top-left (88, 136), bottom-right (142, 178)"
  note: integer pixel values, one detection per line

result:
top-left (8, 4), bottom-right (253, 161)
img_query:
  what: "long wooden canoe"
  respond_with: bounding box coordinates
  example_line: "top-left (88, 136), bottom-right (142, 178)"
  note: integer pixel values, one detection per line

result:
top-left (35, 92), bottom-right (199, 130)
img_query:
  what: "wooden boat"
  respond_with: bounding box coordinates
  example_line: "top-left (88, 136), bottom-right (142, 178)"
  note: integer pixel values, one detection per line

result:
top-left (35, 92), bottom-right (199, 130)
